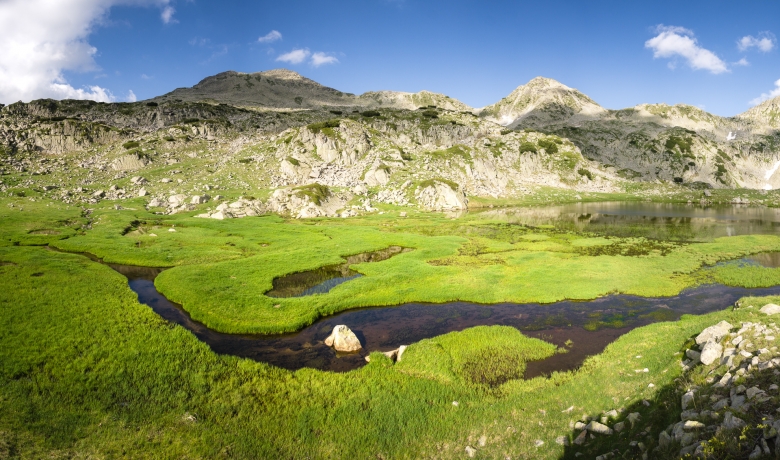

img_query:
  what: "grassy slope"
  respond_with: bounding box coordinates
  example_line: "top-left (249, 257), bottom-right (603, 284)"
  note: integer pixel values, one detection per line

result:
top-left (3, 244), bottom-right (779, 458)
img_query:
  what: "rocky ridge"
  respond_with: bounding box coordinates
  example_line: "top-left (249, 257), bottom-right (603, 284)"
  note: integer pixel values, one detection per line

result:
top-left (3, 70), bottom-right (780, 218)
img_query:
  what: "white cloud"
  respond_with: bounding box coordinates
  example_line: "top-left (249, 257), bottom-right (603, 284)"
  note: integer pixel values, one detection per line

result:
top-left (160, 5), bottom-right (176, 24)
top-left (750, 79), bottom-right (780, 106)
top-left (310, 52), bottom-right (338, 67)
top-left (734, 57), bottom-right (750, 66)
top-left (276, 48), bottom-right (311, 64)
top-left (258, 30), bottom-right (282, 43)
top-left (645, 25), bottom-right (729, 74)
top-left (738, 33), bottom-right (776, 52)
top-left (126, 90), bottom-right (137, 102)
top-left (0, 0), bottom-right (174, 104)
top-left (141, 73), bottom-right (151, 79)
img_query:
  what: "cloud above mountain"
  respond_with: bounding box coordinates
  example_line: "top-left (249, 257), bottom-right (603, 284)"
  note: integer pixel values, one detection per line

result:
top-left (645, 25), bottom-right (729, 74)
top-left (0, 0), bottom-right (175, 104)
top-left (276, 48), bottom-right (339, 67)
top-left (750, 79), bottom-right (780, 106)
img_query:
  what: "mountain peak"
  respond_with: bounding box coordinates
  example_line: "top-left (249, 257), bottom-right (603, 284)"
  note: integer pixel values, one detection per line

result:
top-left (480, 76), bottom-right (604, 127)
top-left (258, 68), bottom-right (308, 81)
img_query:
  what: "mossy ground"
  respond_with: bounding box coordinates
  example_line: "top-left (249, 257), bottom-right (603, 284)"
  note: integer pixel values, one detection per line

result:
top-left (3, 242), bottom-right (779, 458)
top-left (3, 196), bottom-right (780, 458)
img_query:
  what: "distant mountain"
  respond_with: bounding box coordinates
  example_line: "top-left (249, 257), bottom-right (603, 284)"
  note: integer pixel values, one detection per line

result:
top-left (478, 77), bottom-right (606, 128)
top-left (154, 68), bottom-right (473, 112)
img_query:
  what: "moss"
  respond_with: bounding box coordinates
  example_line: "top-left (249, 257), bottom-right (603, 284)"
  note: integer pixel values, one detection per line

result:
top-left (285, 156), bottom-right (300, 166)
top-left (122, 141), bottom-right (140, 150)
top-left (418, 178), bottom-right (459, 191)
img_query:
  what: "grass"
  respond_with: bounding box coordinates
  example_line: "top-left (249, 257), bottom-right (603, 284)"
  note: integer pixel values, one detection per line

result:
top-left (4, 242), bottom-right (780, 458)
top-left (2, 197), bottom-right (770, 334)
top-left (397, 326), bottom-right (558, 388)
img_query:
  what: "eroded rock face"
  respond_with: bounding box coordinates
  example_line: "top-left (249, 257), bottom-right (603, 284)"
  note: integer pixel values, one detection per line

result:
top-left (415, 181), bottom-right (468, 210)
top-left (324, 325), bottom-right (362, 352)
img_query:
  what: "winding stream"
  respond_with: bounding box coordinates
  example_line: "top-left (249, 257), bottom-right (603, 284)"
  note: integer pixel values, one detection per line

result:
top-left (106, 202), bottom-right (780, 377)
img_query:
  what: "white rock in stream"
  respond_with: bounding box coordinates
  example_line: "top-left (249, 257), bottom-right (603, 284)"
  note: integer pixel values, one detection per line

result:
top-left (324, 325), bottom-right (362, 352)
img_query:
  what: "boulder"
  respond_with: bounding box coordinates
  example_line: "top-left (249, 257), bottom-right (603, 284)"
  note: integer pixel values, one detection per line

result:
top-left (415, 180), bottom-right (468, 210)
top-left (210, 210), bottom-right (230, 220)
top-left (324, 325), bottom-right (362, 352)
top-left (138, 188), bottom-right (147, 197)
top-left (700, 341), bottom-right (723, 365)
top-left (695, 321), bottom-right (733, 345)
top-left (191, 194), bottom-right (210, 204)
top-left (168, 194), bottom-right (187, 207)
top-left (760, 304), bottom-right (780, 315)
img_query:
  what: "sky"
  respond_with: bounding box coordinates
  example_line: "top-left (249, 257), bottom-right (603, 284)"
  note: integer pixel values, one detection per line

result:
top-left (0, 0), bottom-right (779, 116)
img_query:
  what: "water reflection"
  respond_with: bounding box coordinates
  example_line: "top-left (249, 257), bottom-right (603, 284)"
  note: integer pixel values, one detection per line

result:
top-left (474, 202), bottom-right (780, 241)
top-left (266, 246), bottom-right (412, 297)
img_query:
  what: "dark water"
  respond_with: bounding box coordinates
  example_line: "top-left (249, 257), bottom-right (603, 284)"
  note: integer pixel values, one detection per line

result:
top-left (474, 202), bottom-right (780, 241)
top-left (266, 246), bottom-right (411, 297)
top-left (112, 262), bottom-right (780, 377)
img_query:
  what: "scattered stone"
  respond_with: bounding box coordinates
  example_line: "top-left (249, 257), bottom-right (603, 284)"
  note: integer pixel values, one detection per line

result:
top-left (722, 412), bottom-right (746, 430)
top-left (191, 194), bottom-right (210, 204)
top-left (760, 304), bottom-right (780, 315)
top-left (586, 421), bottom-right (613, 435)
top-left (683, 420), bottom-right (705, 430)
top-left (396, 345), bottom-right (407, 362)
top-left (681, 391), bottom-right (696, 411)
top-left (627, 412), bottom-right (641, 427)
top-left (478, 435), bottom-right (487, 447)
top-left (555, 436), bottom-right (567, 446)
top-left (465, 446), bottom-right (476, 458)
top-left (700, 341), bottom-right (723, 365)
top-left (696, 321), bottom-right (733, 345)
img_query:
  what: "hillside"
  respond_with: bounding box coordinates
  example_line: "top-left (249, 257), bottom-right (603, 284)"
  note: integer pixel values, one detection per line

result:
top-left (1, 70), bottom-right (780, 221)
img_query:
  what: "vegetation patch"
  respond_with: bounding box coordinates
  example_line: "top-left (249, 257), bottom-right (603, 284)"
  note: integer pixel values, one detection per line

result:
top-left (307, 119), bottom-right (340, 134)
top-left (396, 325), bottom-right (557, 388)
top-left (294, 183), bottom-right (331, 205)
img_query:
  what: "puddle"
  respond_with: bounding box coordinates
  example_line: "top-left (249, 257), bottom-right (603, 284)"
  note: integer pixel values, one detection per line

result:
top-left (110, 262), bottom-right (780, 377)
top-left (266, 246), bottom-right (411, 297)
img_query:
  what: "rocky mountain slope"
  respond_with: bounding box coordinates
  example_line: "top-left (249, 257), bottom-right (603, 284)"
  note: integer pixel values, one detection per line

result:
top-left (1, 69), bottom-right (780, 219)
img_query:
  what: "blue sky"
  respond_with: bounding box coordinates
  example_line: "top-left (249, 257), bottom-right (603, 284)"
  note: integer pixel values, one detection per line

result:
top-left (1, 0), bottom-right (779, 116)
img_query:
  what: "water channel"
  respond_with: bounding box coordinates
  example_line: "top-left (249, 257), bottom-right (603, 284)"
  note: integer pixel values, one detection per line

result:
top-left (110, 202), bottom-right (780, 377)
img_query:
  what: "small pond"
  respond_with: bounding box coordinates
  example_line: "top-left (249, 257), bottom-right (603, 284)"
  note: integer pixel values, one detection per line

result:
top-left (266, 246), bottom-right (411, 297)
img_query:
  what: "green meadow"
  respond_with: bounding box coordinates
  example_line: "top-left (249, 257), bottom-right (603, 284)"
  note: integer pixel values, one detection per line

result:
top-left (2, 195), bottom-right (780, 458)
